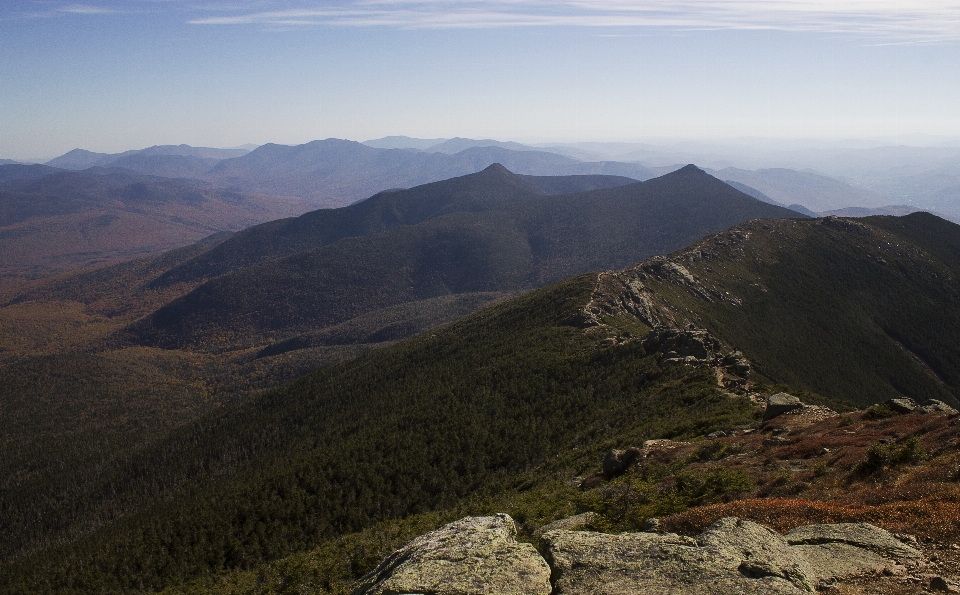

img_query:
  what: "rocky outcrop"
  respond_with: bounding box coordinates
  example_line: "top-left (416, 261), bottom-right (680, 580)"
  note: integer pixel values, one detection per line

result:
top-left (575, 270), bottom-right (672, 331)
top-left (576, 270), bottom-right (754, 389)
top-left (360, 516), bottom-right (924, 595)
top-left (722, 350), bottom-right (752, 376)
top-left (352, 514), bottom-right (551, 595)
top-left (764, 392), bottom-right (804, 421)
top-left (922, 399), bottom-right (958, 414)
top-left (644, 326), bottom-right (721, 366)
top-left (885, 397), bottom-right (959, 415)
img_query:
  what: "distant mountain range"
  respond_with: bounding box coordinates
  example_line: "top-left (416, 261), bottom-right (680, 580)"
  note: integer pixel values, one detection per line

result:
top-left (720, 177), bottom-right (949, 221)
top-left (38, 138), bottom-right (951, 217)
top-left (202, 139), bottom-right (659, 207)
top-left (45, 144), bottom-right (252, 170)
top-left (360, 137), bottom-right (960, 219)
top-left (10, 137), bottom-right (951, 293)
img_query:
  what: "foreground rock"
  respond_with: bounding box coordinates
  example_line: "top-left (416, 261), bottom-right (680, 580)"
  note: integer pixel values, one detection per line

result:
top-left (358, 515), bottom-right (923, 594)
top-left (785, 522), bottom-right (922, 559)
top-left (352, 513), bottom-right (551, 595)
top-left (542, 517), bottom-right (816, 594)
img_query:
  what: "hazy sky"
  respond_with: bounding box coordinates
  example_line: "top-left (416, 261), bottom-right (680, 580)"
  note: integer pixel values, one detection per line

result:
top-left (2, 1), bottom-right (960, 160)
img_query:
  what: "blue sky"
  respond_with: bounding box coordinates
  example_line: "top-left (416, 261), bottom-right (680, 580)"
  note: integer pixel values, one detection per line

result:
top-left (2, 1), bottom-right (960, 160)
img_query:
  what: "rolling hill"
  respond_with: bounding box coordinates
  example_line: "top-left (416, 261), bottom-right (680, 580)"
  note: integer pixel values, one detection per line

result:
top-left (2, 208), bottom-right (958, 594)
top-left (0, 167), bottom-right (310, 289)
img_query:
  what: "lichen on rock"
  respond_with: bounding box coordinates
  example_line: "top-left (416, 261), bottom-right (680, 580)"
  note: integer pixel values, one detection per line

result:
top-left (352, 513), bottom-right (551, 595)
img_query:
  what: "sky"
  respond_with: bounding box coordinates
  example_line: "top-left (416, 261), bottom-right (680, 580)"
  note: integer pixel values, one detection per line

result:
top-left (2, 1), bottom-right (960, 160)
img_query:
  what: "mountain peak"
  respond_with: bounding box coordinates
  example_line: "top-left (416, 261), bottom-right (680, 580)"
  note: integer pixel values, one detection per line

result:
top-left (480, 162), bottom-right (513, 175)
top-left (676, 164), bottom-right (706, 175)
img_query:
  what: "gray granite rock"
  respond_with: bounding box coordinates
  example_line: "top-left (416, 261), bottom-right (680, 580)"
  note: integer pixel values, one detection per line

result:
top-left (541, 517), bottom-right (816, 594)
top-left (792, 542), bottom-right (889, 581)
top-left (353, 514), bottom-right (551, 595)
top-left (697, 517), bottom-right (817, 592)
top-left (785, 522), bottom-right (922, 559)
top-left (887, 398), bottom-right (919, 414)
top-left (764, 393), bottom-right (804, 421)
top-left (533, 512), bottom-right (598, 539)
top-left (356, 515), bottom-right (926, 595)
top-left (920, 399), bottom-right (959, 415)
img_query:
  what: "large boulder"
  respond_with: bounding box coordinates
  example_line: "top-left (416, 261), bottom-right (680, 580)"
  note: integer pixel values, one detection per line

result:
top-left (353, 514), bottom-right (552, 595)
top-left (541, 517), bottom-right (817, 594)
top-left (697, 517), bottom-right (817, 591)
top-left (791, 542), bottom-right (890, 582)
top-left (602, 447), bottom-right (641, 476)
top-left (884, 398), bottom-right (958, 415)
top-left (355, 515), bottom-right (926, 594)
top-left (763, 393), bottom-right (804, 421)
top-left (722, 350), bottom-right (752, 377)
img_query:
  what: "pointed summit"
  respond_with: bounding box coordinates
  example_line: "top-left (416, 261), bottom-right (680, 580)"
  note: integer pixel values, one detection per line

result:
top-left (480, 162), bottom-right (514, 175)
top-left (675, 164), bottom-right (707, 175)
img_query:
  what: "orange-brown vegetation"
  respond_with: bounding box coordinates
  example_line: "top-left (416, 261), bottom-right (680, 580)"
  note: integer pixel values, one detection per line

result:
top-left (632, 409), bottom-right (960, 541)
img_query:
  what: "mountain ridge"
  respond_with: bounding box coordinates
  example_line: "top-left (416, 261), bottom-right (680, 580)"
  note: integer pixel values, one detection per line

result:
top-left (112, 164), bottom-right (803, 351)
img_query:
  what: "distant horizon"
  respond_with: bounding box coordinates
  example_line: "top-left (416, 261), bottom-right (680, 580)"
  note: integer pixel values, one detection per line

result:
top-left (4, 1), bottom-right (960, 161)
top-left (9, 133), bottom-right (960, 165)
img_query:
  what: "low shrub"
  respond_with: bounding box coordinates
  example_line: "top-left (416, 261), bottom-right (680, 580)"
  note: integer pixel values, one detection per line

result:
top-left (661, 498), bottom-right (960, 542)
top-left (863, 404), bottom-right (897, 420)
top-left (812, 461), bottom-right (829, 477)
top-left (856, 436), bottom-right (928, 476)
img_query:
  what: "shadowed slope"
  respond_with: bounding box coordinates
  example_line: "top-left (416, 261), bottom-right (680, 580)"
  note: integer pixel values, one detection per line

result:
top-left (615, 213), bottom-right (960, 406)
top-left (121, 165), bottom-right (803, 350)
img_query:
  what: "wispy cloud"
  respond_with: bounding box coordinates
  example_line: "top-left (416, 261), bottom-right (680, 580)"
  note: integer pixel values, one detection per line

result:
top-left (184, 1), bottom-right (960, 40)
top-left (59, 4), bottom-right (117, 14)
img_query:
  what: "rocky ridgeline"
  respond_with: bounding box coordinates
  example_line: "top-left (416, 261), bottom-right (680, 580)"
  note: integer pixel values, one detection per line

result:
top-left (575, 270), bottom-right (752, 391)
top-left (353, 513), bottom-right (940, 595)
